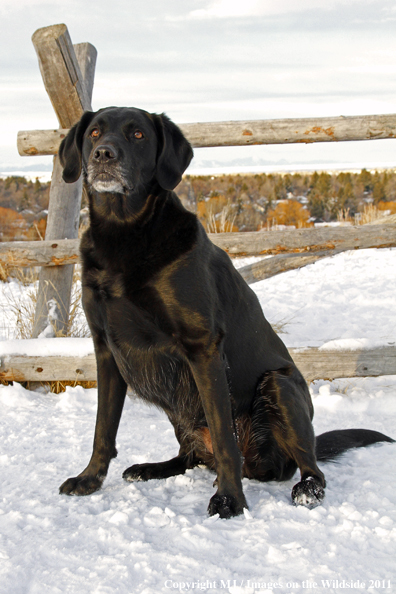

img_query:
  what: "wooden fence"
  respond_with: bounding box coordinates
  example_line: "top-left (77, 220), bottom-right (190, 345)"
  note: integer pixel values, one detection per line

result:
top-left (1, 222), bottom-right (396, 283)
top-left (25, 24), bottom-right (97, 339)
top-left (1, 341), bottom-right (395, 384)
top-left (17, 113), bottom-right (396, 155)
top-left (1, 22), bottom-right (395, 384)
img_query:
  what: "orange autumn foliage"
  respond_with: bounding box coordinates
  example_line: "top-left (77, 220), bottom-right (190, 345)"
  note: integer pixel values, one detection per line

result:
top-left (0, 207), bottom-right (27, 241)
top-left (266, 200), bottom-right (312, 228)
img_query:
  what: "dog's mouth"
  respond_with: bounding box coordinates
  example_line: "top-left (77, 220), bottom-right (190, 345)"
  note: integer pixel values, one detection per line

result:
top-left (87, 164), bottom-right (130, 194)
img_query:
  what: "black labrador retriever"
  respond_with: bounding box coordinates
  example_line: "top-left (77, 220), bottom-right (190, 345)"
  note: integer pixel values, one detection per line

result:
top-left (58, 107), bottom-right (393, 518)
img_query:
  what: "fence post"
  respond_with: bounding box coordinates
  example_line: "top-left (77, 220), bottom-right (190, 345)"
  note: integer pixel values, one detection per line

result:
top-left (31, 25), bottom-right (96, 338)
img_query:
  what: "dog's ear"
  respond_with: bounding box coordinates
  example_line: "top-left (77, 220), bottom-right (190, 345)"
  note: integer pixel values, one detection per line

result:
top-left (59, 111), bottom-right (96, 183)
top-left (153, 113), bottom-right (193, 190)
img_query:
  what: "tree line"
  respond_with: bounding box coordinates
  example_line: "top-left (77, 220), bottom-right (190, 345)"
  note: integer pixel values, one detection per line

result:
top-left (177, 169), bottom-right (396, 231)
top-left (1, 169), bottom-right (396, 240)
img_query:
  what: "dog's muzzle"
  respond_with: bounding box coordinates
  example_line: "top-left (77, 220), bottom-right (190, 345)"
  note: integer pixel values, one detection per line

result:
top-left (87, 144), bottom-right (128, 193)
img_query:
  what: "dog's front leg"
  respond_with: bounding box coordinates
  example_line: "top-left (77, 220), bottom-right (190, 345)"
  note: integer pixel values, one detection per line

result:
top-left (60, 343), bottom-right (127, 496)
top-left (190, 350), bottom-right (247, 518)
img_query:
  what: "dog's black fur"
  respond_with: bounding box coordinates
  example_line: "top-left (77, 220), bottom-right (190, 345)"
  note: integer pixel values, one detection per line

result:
top-left (58, 107), bottom-right (394, 517)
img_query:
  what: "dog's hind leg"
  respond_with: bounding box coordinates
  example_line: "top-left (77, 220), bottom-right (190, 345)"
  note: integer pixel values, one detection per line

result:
top-left (123, 455), bottom-right (193, 482)
top-left (123, 420), bottom-right (198, 482)
top-left (254, 366), bottom-right (326, 508)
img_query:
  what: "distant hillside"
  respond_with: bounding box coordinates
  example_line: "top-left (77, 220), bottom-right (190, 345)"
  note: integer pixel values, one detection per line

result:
top-left (1, 169), bottom-right (396, 240)
top-left (177, 168), bottom-right (396, 231)
top-left (0, 176), bottom-right (50, 241)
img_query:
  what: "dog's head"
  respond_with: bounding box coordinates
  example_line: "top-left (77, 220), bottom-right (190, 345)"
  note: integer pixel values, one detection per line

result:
top-left (59, 107), bottom-right (193, 195)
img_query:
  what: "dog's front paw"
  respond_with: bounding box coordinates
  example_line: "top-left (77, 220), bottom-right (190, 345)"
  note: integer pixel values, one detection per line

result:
top-left (208, 492), bottom-right (247, 519)
top-left (59, 474), bottom-right (103, 496)
top-left (291, 477), bottom-right (325, 508)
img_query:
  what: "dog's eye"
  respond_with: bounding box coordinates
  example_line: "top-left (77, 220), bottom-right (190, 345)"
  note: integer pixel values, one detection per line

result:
top-left (90, 128), bottom-right (100, 139)
top-left (134, 130), bottom-right (144, 139)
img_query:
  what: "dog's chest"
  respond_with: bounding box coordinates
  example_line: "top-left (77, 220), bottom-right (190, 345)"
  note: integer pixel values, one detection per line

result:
top-left (86, 266), bottom-right (173, 346)
top-left (84, 265), bottom-right (201, 412)
top-left (88, 267), bottom-right (126, 301)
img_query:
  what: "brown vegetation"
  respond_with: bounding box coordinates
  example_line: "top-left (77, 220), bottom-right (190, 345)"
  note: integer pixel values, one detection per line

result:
top-left (266, 200), bottom-right (312, 229)
top-left (176, 168), bottom-right (396, 231)
top-left (0, 176), bottom-right (49, 241)
top-left (1, 169), bottom-right (396, 241)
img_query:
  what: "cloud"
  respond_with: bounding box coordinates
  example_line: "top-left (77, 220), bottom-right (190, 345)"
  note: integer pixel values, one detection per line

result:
top-left (1, 0), bottom-right (395, 172)
top-left (0, 0), bottom-right (65, 14)
top-left (187, 0), bottom-right (380, 19)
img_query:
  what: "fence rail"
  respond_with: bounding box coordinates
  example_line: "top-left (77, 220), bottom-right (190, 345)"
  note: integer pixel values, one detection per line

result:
top-left (1, 341), bottom-right (395, 384)
top-left (1, 223), bottom-right (395, 283)
top-left (17, 113), bottom-right (396, 156)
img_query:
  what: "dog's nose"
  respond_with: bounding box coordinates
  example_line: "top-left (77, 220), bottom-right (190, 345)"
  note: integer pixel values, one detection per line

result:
top-left (93, 145), bottom-right (118, 163)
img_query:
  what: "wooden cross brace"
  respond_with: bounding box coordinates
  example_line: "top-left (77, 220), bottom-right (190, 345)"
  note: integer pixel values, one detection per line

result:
top-left (26, 24), bottom-right (97, 337)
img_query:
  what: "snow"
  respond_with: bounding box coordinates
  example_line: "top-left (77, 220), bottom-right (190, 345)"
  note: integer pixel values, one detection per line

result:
top-left (0, 248), bottom-right (395, 594)
top-left (37, 298), bottom-right (61, 339)
top-left (0, 171), bottom-right (53, 183)
top-left (253, 248), bottom-right (396, 349)
top-left (0, 337), bottom-right (94, 358)
top-left (186, 162), bottom-right (396, 177)
top-left (318, 338), bottom-right (395, 351)
top-left (4, 164), bottom-right (396, 185)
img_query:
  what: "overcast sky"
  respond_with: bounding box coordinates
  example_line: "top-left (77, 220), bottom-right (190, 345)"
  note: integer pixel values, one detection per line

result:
top-left (1, 0), bottom-right (395, 175)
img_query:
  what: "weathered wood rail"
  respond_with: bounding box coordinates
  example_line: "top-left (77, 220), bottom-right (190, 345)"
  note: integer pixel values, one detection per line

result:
top-left (1, 223), bottom-right (395, 283)
top-left (210, 223), bottom-right (396, 256)
top-left (1, 340), bottom-right (395, 384)
top-left (17, 113), bottom-right (396, 156)
top-left (0, 238), bottom-right (80, 269)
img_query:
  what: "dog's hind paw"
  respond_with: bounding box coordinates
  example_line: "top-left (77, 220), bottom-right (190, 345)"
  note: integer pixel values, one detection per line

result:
top-left (207, 492), bottom-right (247, 519)
top-left (123, 462), bottom-right (163, 482)
top-left (291, 477), bottom-right (325, 509)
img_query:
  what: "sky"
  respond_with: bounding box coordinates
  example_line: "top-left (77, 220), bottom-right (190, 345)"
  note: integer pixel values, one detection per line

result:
top-left (1, 0), bottom-right (396, 176)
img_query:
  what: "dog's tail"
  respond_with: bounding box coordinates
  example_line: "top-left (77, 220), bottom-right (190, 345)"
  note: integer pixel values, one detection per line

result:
top-left (315, 428), bottom-right (394, 462)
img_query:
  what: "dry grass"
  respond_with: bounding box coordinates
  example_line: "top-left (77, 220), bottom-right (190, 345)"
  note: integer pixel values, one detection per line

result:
top-left (337, 208), bottom-right (352, 224)
top-left (206, 201), bottom-right (238, 233)
top-left (337, 204), bottom-right (393, 225)
top-left (23, 379), bottom-right (97, 394)
top-left (271, 320), bottom-right (288, 335)
top-left (0, 263), bottom-right (10, 283)
top-left (8, 285), bottom-right (37, 340)
top-left (270, 312), bottom-right (294, 336)
top-left (2, 267), bottom-right (89, 341)
top-left (358, 204), bottom-right (384, 225)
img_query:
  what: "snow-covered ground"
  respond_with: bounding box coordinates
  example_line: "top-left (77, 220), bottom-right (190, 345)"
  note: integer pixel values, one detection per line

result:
top-left (0, 248), bottom-right (395, 594)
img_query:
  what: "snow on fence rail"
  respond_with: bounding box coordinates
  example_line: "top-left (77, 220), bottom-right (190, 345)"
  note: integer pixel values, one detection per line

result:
top-left (6, 22), bottom-right (396, 384)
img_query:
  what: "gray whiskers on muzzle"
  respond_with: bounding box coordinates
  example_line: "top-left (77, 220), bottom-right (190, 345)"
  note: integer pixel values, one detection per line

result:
top-left (87, 163), bottom-right (131, 194)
